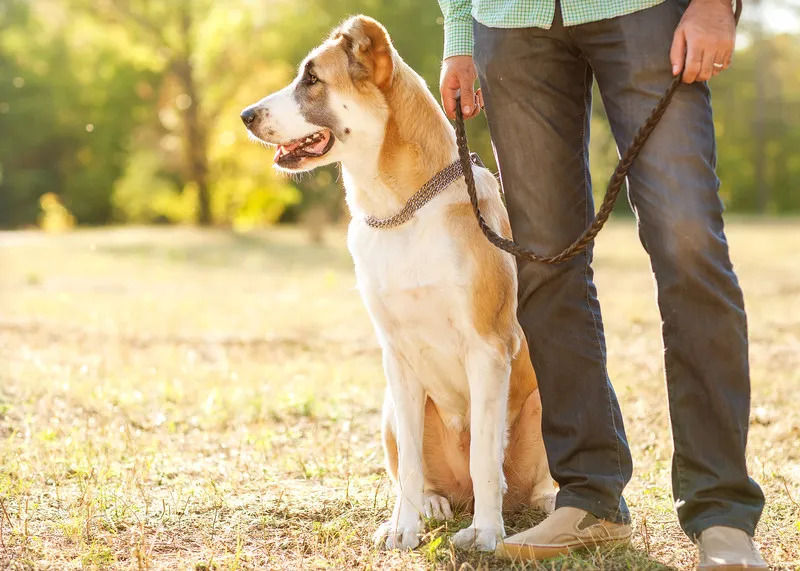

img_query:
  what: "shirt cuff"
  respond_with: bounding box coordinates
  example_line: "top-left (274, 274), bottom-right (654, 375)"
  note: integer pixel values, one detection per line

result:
top-left (443, 15), bottom-right (474, 58)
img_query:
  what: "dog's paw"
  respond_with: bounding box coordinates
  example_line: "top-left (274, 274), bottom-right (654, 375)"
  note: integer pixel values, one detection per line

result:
top-left (423, 492), bottom-right (453, 520)
top-left (451, 524), bottom-right (504, 551)
top-left (530, 491), bottom-right (557, 514)
top-left (373, 520), bottom-right (422, 550)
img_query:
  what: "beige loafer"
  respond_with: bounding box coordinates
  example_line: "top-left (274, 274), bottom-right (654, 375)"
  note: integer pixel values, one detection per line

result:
top-left (495, 506), bottom-right (632, 561)
top-left (696, 526), bottom-right (768, 570)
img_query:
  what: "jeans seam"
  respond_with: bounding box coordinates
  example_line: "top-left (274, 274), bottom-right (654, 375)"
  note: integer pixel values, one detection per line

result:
top-left (579, 62), bottom-right (626, 503)
top-left (557, 491), bottom-right (629, 525)
top-left (664, 335), bottom-right (689, 508)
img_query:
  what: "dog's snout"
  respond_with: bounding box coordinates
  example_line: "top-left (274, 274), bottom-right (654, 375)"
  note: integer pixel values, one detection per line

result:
top-left (240, 107), bottom-right (257, 126)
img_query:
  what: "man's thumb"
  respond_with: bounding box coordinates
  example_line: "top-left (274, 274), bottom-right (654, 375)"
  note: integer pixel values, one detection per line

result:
top-left (670, 28), bottom-right (686, 76)
top-left (459, 76), bottom-right (474, 116)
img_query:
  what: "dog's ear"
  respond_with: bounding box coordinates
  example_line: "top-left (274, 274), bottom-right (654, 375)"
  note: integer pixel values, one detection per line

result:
top-left (334, 15), bottom-right (394, 90)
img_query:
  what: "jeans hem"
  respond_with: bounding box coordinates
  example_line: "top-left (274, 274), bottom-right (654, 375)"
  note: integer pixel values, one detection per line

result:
top-left (683, 515), bottom-right (758, 541)
top-left (555, 491), bottom-right (631, 525)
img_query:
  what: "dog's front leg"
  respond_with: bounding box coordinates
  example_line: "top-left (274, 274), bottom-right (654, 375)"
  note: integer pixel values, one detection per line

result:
top-left (452, 349), bottom-right (509, 551)
top-left (374, 350), bottom-right (426, 550)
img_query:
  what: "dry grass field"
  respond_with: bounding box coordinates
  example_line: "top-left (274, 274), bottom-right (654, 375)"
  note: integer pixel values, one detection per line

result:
top-left (1, 220), bottom-right (798, 570)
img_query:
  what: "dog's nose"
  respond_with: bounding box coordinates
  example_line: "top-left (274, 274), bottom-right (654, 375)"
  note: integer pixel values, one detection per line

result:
top-left (240, 107), bottom-right (257, 126)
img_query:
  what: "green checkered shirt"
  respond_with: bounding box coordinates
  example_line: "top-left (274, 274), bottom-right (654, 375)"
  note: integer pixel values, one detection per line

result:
top-left (438, 0), bottom-right (666, 58)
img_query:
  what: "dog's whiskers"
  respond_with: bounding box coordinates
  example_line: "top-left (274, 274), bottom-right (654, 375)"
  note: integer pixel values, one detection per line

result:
top-left (246, 131), bottom-right (271, 148)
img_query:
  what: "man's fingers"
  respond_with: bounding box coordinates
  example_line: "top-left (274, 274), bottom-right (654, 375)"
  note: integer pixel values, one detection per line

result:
top-left (441, 84), bottom-right (479, 120)
top-left (697, 48), bottom-right (716, 82)
top-left (682, 43), bottom-right (704, 83)
top-left (711, 50), bottom-right (725, 76)
top-left (441, 86), bottom-right (458, 119)
top-left (723, 49), bottom-right (733, 69)
top-left (712, 49), bottom-right (733, 77)
top-left (670, 27), bottom-right (687, 76)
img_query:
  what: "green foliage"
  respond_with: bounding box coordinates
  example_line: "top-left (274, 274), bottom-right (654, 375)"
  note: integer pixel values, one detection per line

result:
top-left (0, 0), bottom-right (798, 229)
top-left (111, 149), bottom-right (192, 223)
top-left (0, 0), bottom-right (153, 226)
top-left (38, 192), bottom-right (76, 232)
top-left (713, 33), bottom-right (800, 212)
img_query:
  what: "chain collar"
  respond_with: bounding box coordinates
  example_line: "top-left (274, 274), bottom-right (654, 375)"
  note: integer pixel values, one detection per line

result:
top-left (364, 152), bottom-right (483, 229)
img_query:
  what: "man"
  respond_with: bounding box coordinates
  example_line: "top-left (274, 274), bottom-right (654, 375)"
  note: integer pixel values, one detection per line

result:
top-left (437, 0), bottom-right (766, 567)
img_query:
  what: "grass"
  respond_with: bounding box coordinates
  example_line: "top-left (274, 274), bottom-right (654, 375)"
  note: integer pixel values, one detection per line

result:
top-left (0, 219), bottom-right (798, 570)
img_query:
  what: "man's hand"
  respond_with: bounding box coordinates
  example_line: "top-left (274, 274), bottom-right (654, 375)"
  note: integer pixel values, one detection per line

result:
top-left (670, 0), bottom-right (736, 83)
top-left (440, 55), bottom-right (484, 120)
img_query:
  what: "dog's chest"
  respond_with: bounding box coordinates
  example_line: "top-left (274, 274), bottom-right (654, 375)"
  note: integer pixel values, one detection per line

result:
top-left (348, 213), bottom-right (476, 420)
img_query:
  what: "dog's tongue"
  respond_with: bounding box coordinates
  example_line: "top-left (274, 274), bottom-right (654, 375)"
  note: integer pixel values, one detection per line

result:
top-left (274, 131), bottom-right (331, 162)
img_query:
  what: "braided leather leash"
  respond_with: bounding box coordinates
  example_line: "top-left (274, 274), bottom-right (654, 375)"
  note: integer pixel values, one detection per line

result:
top-left (365, 155), bottom-right (481, 228)
top-left (454, 0), bottom-right (741, 264)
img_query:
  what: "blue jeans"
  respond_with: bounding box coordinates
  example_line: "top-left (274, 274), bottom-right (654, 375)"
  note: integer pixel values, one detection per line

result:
top-left (472, 0), bottom-right (764, 538)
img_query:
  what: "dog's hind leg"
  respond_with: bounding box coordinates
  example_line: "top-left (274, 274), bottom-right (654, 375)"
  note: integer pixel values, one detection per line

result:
top-left (451, 348), bottom-right (509, 551)
top-left (381, 388), bottom-right (399, 483)
top-left (421, 398), bottom-right (474, 519)
top-left (423, 491), bottom-right (453, 520)
top-left (503, 388), bottom-right (556, 513)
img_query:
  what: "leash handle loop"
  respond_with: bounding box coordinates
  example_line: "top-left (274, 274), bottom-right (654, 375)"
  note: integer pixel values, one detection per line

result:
top-left (455, 74), bottom-right (682, 264)
top-left (454, 0), bottom-right (740, 264)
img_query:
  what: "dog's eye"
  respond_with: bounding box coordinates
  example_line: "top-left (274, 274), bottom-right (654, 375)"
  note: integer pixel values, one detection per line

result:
top-left (306, 70), bottom-right (318, 85)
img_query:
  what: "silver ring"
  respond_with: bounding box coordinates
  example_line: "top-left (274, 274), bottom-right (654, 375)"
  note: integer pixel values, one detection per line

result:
top-left (713, 62), bottom-right (724, 69)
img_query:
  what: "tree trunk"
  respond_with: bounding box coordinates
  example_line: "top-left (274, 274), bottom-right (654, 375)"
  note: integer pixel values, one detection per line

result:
top-left (177, 7), bottom-right (211, 225)
top-left (752, 0), bottom-right (769, 213)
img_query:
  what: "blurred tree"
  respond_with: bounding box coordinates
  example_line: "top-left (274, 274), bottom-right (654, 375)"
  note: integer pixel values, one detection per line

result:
top-left (1, 0), bottom-right (799, 229)
top-left (68, 0), bottom-right (233, 225)
top-left (84, 0), bottom-right (302, 227)
top-left (0, 0), bottom-right (152, 226)
top-left (713, 31), bottom-right (800, 213)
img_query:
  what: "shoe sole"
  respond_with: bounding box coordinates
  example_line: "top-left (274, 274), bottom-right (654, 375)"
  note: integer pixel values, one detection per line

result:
top-left (698, 566), bottom-right (768, 570)
top-left (495, 534), bottom-right (632, 561)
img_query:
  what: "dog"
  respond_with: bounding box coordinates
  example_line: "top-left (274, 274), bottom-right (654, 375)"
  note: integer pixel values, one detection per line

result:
top-left (241, 15), bottom-right (555, 551)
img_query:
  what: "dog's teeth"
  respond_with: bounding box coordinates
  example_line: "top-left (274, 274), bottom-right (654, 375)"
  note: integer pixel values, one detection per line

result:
top-left (305, 137), bottom-right (312, 143)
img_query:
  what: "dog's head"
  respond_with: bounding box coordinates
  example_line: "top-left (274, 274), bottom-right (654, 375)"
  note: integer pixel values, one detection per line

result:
top-left (241, 15), bottom-right (395, 173)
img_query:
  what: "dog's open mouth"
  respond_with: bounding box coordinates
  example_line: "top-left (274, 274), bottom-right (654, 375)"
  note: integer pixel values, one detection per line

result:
top-left (274, 129), bottom-right (334, 166)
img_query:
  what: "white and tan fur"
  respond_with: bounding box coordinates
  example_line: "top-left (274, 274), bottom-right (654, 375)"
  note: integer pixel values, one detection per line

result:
top-left (242, 16), bottom-right (555, 551)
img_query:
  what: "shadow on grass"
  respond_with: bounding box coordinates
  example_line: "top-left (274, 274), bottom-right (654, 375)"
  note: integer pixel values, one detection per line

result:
top-left (95, 227), bottom-right (354, 271)
top-left (264, 495), bottom-right (677, 570)
top-left (440, 507), bottom-right (677, 570)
